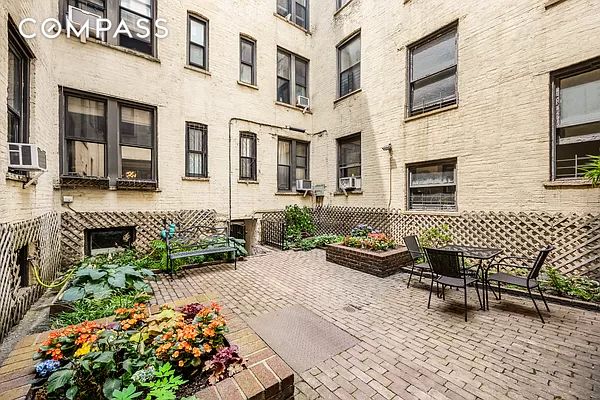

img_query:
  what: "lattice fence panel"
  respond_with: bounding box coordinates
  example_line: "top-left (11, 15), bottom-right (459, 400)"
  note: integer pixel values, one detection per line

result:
top-left (61, 209), bottom-right (217, 266)
top-left (0, 213), bottom-right (61, 342)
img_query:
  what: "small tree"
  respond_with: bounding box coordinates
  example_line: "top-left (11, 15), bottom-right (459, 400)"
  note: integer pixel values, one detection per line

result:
top-left (580, 155), bottom-right (600, 186)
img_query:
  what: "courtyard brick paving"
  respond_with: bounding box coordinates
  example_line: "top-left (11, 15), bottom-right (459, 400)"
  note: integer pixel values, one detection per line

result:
top-left (151, 250), bottom-right (600, 400)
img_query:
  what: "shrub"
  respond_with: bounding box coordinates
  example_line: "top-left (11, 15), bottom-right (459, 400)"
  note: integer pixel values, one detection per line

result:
top-left (541, 267), bottom-right (600, 302)
top-left (284, 205), bottom-right (316, 243)
top-left (293, 234), bottom-right (343, 251)
top-left (350, 224), bottom-right (379, 238)
top-left (419, 225), bottom-right (452, 249)
top-left (342, 232), bottom-right (396, 251)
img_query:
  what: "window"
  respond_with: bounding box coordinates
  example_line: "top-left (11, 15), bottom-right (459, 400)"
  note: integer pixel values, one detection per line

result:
top-left (86, 227), bottom-right (135, 256)
top-left (65, 95), bottom-right (107, 177)
top-left (337, 133), bottom-right (361, 186)
top-left (552, 58), bottom-right (600, 180)
top-left (338, 33), bottom-right (361, 98)
top-left (277, 0), bottom-right (309, 30)
top-left (239, 132), bottom-right (257, 181)
top-left (408, 160), bottom-right (457, 211)
top-left (188, 15), bottom-right (207, 69)
top-left (408, 23), bottom-right (458, 116)
top-left (64, 0), bottom-right (155, 55)
top-left (240, 37), bottom-right (256, 85)
top-left (277, 48), bottom-right (309, 105)
top-left (186, 122), bottom-right (208, 178)
top-left (7, 19), bottom-right (32, 145)
top-left (277, 138), bottom-right (309, 191)
top-left (62, 90), bottom-right (156, 185)
top-left (336, 0), bottom-right (352, 10)
top-left (119, 0), bottom-right (154, 54)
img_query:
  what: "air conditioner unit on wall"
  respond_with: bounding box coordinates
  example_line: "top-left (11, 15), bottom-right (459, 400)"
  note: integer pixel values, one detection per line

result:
top-left (68, 5), bottom-right (104, 40)
top-left (339, 176), bottom-right (361, 190)
top-left (296, 179), bottom-right (313, 191)
top-left (297, 96), bottom-right (310, 110)
top-left (8, 143), bottom-right (47, 171)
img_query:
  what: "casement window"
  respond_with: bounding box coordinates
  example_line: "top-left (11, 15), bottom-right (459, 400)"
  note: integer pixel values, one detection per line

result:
top-left (408, 160), bottom-right (457, 211)
top-left (185, 122), bottom-right (208, 178)
top-left (62, 90), bottom-right (156, 186)
top-left (277, 0), bottom-right (309, 30)
top-left (277, 48), bottom-right (309, 105)
top-left (336, 0), bottom-right (351, 10)
top-left (63, 0), bottom-right (155, 56)
top-left (87, 227), bottom-right (135, 256)
top-left (408, 23), bottom-right (458, 116)
top-left (7, 19), bottom-right (32, 145)
top-left (239, 132), bottom-right (257, 181)
top-left (337, 133), bottom-right (361, 185)
top-left (189, 15), bottom-right (208, 69)
top-left (240, 37), bottom-right (256, 85)
top-left (277, 138), bottom-right (309, 191)
top-left (551, 58), bottom-right (600, 180)
top-left (338, 32), bottom-right (361, 98)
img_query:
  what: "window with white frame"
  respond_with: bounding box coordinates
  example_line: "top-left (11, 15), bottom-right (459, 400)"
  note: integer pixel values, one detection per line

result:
top-left (552, 58), bottom-right (600, 180)
top-left (407, 160), bottom-right (457, 211)
top-left (408, 23), bottom-right (458, 116)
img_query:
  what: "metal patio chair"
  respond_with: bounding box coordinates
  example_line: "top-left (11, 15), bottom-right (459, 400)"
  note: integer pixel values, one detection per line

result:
top-left (424, 248), bottom-right (482, 322)
top-left (403, 235), bottom-right (431, 288)
top-left (486, 245), bottom-right (554, 323)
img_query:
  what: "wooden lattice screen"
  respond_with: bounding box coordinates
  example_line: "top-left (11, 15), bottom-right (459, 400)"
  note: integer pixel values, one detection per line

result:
top-left (262, 207), bottom-right (600, 278)
top-left (61, 209), bottom-right (218, 266)
top-left (0, 212), bottom-right (61, 342)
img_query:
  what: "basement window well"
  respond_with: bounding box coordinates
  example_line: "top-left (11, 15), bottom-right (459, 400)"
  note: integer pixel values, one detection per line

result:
top-left (86, 227), bottom-right (136, 256)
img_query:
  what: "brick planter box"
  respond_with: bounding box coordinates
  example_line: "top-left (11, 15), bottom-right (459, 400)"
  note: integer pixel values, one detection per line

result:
top-left (326, 244), bottom-right (411, 277)
top-left (0, 295), bottom-right (294, 400)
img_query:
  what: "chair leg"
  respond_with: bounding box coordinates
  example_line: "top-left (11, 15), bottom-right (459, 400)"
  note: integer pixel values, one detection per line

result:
top-left (475, 282), bottom-right (483, 309)
top-left (498, 281), bottom-right (502, 300)
top-left (428, 278), bottom-right (434, 309)
top-left (442, 285), bottom-right (446, 300)
top-left (419, 268), bottom-right (423, 283)
top-left (464, 286), bottom-right (468, 322)
top-left (537, 285), bottom-right (550, 312)
top-left (527, 287), bottom-right (545, 324)
top-left (407, 266), bottom-right (415, 288)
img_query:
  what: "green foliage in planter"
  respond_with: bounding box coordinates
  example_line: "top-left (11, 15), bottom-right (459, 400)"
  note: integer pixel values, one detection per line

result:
top-left (580, 154), bottom-right (600, 186)
top-left (284, 205), bottom-right (316, 243)
top-left (292, 234), bottom-right (343, 251)
top-left (419, 225), bottom-right (452, 249)
top-left (541, 267), bottom-right (600, 302)
top-left (342, 233), bottom-right (396, 252)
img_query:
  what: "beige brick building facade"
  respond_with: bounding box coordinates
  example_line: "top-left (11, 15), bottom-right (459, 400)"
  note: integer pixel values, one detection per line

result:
top-left (0, 0), bottom-right (598, 337)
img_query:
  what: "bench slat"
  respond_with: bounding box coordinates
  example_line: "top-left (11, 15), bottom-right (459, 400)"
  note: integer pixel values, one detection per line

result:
top-left (169, 247), bottom-right (236, 260)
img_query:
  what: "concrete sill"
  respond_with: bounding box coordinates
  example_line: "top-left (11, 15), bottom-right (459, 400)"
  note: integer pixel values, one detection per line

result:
top-left (275, 101), bottom-right (312, 114)
top-left (63, 31), bottom-right (160, 63)
top-left (543, 180), bottom-right (594, 189)
top-left (237, 80), bottom-right (259, 90)
top-left (404, 210), bottom-right (459, 216)
top-left (238, 179), bottom-right (259, 184)
top-left (182, 176), bottom-right (210, 182)
top-left (545, 0), bottom-right (569, 9)
top-left (185, 65), bottom-right (211, 76)
top-left (334, 88), bottom-right (362, 105)
top-left (333, 190), bottom-right (363, 196)
top-left (404, 104), bottom-right (458, 122)
top-left (333, 0), bottom-right (356, 17)
top-left (273, 12), bottom-right (311, 35)
top-left (275, 191), bottom-right (304, 196)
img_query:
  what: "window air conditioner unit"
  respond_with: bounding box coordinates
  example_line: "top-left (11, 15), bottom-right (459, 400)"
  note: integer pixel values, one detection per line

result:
top-left (339, 176), bottom-right (361, 190)
top-left (296, 179), bottom-right (313, 191)
top-left (297, 96), bottom-right (310, 109)
top-left (8, 143), bottom-right (47, 171)
top-left (68, 5), bottom-right (104, 40)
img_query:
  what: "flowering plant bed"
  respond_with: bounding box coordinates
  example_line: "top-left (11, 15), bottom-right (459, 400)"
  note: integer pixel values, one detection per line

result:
top-left (342, 232), bottom-right (397, 252)
top-left (30, 301), bottom-right (245, 400)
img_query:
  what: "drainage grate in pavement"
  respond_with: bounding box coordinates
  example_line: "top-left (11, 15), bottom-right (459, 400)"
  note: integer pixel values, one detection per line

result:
top-left (246, 304), bottom-right (359, 373)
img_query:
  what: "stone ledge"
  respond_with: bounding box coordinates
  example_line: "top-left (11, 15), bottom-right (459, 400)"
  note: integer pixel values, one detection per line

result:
top-left (0, 294), bottom-right (294, 400)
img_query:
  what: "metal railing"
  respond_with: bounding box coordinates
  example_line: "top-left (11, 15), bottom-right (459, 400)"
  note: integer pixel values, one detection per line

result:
top-left (260, 220), bottom-right (287, 249)
top-left (555, 155), bottom-right (593, 179)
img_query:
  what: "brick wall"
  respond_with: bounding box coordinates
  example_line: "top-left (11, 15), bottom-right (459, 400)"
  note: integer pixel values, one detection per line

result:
top-left (325, 244), bottom-right (412, 277)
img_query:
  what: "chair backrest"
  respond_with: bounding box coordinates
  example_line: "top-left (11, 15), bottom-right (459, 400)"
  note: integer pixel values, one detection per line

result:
top-left (403, 235), bottom-right (423, 261)
top-left (424, 248), bottom-right (464, 279)
top-left (528, 245), bottom-right (555, 281)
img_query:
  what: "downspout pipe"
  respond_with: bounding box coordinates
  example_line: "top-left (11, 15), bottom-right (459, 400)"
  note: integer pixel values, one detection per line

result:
top-left (228, 118), bottom-right (303, 235)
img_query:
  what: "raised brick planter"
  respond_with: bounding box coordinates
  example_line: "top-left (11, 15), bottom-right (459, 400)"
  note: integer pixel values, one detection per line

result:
top-left (325, 244), bottom-right (411, 277)
top-left (0, 295), bottom-right (294, 400)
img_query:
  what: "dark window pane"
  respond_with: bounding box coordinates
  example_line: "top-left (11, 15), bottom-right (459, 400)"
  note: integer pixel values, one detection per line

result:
top-left (66, 96), bottom-right (106, 141)
top-left (190, 44), bottom-right (205, 68)
top-left (277, 78), bottom-right (290, 103)
top-left (187, 152), bottom-right (204, 176)
top-left (7, 49), bottom-right (21, 114)
top-left (277, 0), bottom-right (290, 16)
top-left (8, 111), bottom-right (20, 143)
top-left (409, 186), bottom-right (456, 211)
top-left (121, 0), bottom-right (151, 16)
top-left (68, 0), bottom-right (106, 14)
top-left (339, 138), bottom-right (361, 166)
top-left (295, 0), bottom-right (307, 28)
top-left (241, 40), bottom-right (253, 64)
top-left (121, 146), bottom-right (152, 179)
top-left (277, 51), bottom-right (291, 78)
top-left (119, 0), bottom-right (153, 54)
top-left (340, 64), bottom-right (360, 96)
top-left (67, 140), bottom-right (106, 177)
top-left (412, 30), bottom-right (456, 82)
top-left (120, 9), bottom-right (151, 43)
top-left (411, 68), bottom-right (456, 112)
top-left (296, 59), bottom-right (307, 88)
top-left (278, 165), bottom-right (290, 190)
top-left (556, 140), bottom-right (600, 179)
top-left (559, 69), bottom-right (600, 128)
top-left (88, 227), bottom-right (135, 256)
top-left (120, 106), bottom-right (152, 147)
top-left (339, 36), bottom-right (360, 72)
top-left (188, 125), bottom-right (205, 152)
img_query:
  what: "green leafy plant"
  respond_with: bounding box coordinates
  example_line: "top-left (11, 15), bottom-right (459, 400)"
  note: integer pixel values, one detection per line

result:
top-left (284, 205), bottom-right (316, 244)
top-left (350, 224), bottom-right (380, 238)
top-left (419, 225), bottom-right (453, 249)
top-left (342, 233), bottom-right (396, 252)
top-left (62, 262), bottom-right (154, 302)
top-left (580, 154), bottom-right (600, 186)
top-left (141, 363), bottom-right (186, 400)
top-left (112, 384), bottom-right (143, 400)
top-left (542, 267), bottom-right (600, 302)
top-left (293, 234), bottom-right (343, 251)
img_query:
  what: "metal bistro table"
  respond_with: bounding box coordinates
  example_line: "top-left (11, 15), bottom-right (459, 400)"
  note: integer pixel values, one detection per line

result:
top-left (439, 245), bottom-right (503, 310)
